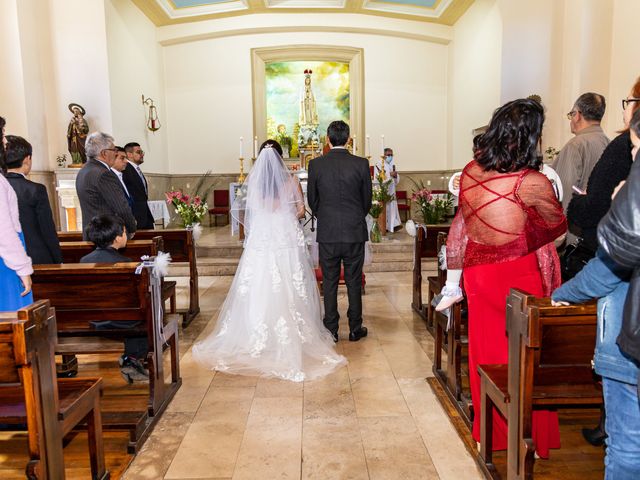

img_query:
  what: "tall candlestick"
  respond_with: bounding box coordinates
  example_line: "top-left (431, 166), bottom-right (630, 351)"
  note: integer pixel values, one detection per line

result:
top-left (381, 134), bottom-right (385, 154)
top-left (239, 137), bottom-right (244, 158)
top-left (253, 136), bottom-right (258, 158)
top-left (366, 135), bottom-right (370, 158)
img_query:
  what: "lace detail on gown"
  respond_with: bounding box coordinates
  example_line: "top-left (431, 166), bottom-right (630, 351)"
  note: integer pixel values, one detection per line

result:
top-left (192, 210), bottom-right (346, 382)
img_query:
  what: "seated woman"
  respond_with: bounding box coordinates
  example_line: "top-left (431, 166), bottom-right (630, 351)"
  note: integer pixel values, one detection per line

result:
top-left (446, 98), bottom-right (567, 457)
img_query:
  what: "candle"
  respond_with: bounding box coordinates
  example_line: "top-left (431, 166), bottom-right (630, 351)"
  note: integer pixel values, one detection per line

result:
top-left (353, 135), bottom-right (357, 155)
top-left (366, 135), bottom-right (370, 157)
top-left (239, 137), bottom-right (244, 158)
top-left (253, 136), bottom-right (258, 158)
top-left (381, 134), bottom-right (385, 154)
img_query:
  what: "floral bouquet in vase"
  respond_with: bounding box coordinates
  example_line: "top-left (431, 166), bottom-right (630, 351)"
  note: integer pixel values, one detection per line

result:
top-left (369, 191), bottom-right (384, 243)
top-left (165, 191), bottom-right (208, 240)
top-left (410, 179), bottom-right (453, 225)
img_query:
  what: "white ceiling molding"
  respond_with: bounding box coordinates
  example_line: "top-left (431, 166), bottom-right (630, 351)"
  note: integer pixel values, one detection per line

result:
top-left (157, 0), bottom-right (248, 19)
top-left (265, 0), bottom-right (347, 7)
top-left (362, 0), bottom-right (453, 18)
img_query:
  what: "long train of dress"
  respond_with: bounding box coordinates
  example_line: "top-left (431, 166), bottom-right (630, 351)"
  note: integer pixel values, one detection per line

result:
top-left (192, 210), bottom-right (346, 382)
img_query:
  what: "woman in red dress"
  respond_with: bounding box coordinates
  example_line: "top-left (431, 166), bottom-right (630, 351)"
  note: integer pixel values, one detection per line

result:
top-left (447, 99), bottom-right (567, 458)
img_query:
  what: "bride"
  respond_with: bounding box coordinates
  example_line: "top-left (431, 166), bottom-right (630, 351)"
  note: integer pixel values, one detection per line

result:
top-left (192, 143), bottom-right (346, 382)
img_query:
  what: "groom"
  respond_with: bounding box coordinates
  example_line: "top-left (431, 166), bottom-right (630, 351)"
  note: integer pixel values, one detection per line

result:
top-left (308, 120), bottom-right (372, 342)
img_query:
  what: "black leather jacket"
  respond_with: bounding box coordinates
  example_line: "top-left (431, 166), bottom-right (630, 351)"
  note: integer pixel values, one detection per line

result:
top-left (598, 155), bottom-right (640, 363)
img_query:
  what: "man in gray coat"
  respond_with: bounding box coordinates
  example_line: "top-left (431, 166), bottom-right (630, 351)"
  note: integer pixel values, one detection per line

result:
top-left (76, 132), bottom-right (137, 239)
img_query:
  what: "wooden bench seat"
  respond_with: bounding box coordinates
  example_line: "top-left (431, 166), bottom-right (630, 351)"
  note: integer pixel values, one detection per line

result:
top-left (32, 263), bottom-right (182, 453)
top-left (478, 289), bottom-right (600, 480)
top-left (411, 224), bottom-right (451, 321)
top-left (0, 301), bottom-right (108, 479)
top-left (59, 237), bottom-right (178, 317)
top-left (429, 232), bottom-right (473, 428)
top-left (59, 229), bottom-right (198, 326)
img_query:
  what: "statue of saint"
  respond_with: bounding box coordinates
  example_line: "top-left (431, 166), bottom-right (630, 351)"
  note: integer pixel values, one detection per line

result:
top-left (67, 103), bottom-right (89, 166)
top-left (299, 70), bottom-right (319, 126)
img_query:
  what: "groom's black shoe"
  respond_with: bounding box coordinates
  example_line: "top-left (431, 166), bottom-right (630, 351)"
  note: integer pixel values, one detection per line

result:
top-left (330, 331), bottom-right (339, 343)
top-left (349, 326), bottom-right (368, 342)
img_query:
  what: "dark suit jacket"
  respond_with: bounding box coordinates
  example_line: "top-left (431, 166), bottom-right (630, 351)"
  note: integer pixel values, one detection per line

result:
top-left (122, 162), bottom-right (155, 229)
top-left (80, 247), bottom-right (131, 263)
top-left (5, 173), bottom-right (63, 264)
top-left (307, 148), bottom-right (372, 243)
top-left (76, 159), bottom-right (137, 239)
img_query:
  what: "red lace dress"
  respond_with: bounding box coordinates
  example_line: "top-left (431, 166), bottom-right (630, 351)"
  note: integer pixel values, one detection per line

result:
top-left (447, 161), bottom-right (567, 458)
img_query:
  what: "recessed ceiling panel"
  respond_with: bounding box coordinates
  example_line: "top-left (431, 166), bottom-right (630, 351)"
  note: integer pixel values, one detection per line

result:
top-left (376, 0), bottom-right (438, 6)
top-left (170, 0), bottom-right (233, 7)
top-left (363, 0), bottom-right (452, 18)
top-left (265, 0), bottom-right (347, 8)
top-left (137, 0), bottom-right (473, 25)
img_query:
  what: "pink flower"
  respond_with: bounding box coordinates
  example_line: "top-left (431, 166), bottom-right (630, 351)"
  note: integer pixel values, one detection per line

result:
top-left (194, 196), bottom-right (202, 205)
top-left (182, 194), bottom-right (191, 203)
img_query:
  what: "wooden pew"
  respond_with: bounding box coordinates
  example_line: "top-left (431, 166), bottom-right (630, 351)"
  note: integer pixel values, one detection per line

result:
top-left (0, 300), bottom-right (108, 479)
top-left (60, 239), bottom-right (159, 264)
top-left (59, 229), bottom-right (199, 327)
top-left (478, 289), bottom-right (601, 480)
top-left (430, 232), bottom-right (473, 428)
top-left (32, 263), bottom-right (182, 453)
top-left (59, 238), bottom-right (177, 315)
top-left (411, 224), bottom-right (451, 322)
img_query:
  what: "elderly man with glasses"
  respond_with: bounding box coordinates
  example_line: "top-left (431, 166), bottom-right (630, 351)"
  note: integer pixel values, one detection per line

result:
top-left (75, 132), bottom-right (137, 239)
top-left (553, 92), bottom-right (610, 212)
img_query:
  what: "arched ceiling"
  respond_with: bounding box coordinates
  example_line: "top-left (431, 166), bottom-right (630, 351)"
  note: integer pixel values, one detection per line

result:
top-left (134, 0), bottom-right (475, 26)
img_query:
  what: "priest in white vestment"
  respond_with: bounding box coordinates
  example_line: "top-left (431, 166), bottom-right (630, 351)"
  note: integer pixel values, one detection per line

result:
top-left (375, 148), bottom-right (401, 232)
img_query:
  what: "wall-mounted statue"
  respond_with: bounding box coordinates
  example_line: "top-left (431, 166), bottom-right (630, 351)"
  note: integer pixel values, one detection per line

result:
top-left (67, 103), bottom-right (89, 167)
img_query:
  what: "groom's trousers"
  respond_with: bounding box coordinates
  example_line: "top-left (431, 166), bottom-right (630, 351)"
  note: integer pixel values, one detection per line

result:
top-left (319, 242), bottom-right (365, 334)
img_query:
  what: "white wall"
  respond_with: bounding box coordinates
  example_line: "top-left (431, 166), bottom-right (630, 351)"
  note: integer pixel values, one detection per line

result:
top-left (447, 0), bottom-right (502, 168)
top-left (605, 0), bottom-right (640, 135)
top-left (162, 22), bottom-right (450, 173)
top-left (0, 0), bottom-right (29, 140)
top-left (105, 0), bottom-right (169, 172)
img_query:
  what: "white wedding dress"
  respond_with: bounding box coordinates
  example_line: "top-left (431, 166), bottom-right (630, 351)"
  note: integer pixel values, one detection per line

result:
top-left (192, 147), bottom-right (346, 382)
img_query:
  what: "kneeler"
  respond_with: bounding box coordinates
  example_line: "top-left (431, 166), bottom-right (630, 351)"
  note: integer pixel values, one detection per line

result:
top-left (314, 267), bottom-right (366, 295)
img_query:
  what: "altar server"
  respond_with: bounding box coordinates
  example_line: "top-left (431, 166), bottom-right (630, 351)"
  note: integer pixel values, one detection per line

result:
top-left (375, 147), bottom-right (401, 231)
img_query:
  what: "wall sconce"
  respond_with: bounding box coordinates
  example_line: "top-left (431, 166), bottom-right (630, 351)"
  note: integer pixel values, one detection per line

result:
top-left (142, 95), bottom-right (161, 132)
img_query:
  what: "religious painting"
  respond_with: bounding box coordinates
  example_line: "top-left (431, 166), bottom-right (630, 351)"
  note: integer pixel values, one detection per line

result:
top-left (265, 61), bottom-right (349, 158)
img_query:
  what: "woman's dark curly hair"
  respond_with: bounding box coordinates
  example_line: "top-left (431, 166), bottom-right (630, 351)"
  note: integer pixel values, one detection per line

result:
top-left (474, 98), bottom-right (544, 173)
top-left (0, 116), bottom-right (7, 173)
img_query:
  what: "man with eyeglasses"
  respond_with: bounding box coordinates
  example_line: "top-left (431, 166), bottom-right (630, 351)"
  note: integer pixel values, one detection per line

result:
top-left (75, 132), bottom-right (137, 239)
top-left (553, 92), bottom-right (610, 212)
top-left (123, 142), bottom-right (155, 229)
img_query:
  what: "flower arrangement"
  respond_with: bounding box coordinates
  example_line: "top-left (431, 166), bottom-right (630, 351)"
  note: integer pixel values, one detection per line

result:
top-left (165, 191), bottom-right (208, 227)
top-left (410, 179), bottom-right (453, 224)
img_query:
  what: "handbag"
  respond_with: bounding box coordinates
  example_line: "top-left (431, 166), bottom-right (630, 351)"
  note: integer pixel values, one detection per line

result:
top-left (560, 238), bottom-right (595, 281)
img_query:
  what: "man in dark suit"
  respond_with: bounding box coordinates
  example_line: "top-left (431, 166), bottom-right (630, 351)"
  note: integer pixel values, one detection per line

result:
top-left (308, 120), bottom-right (372, 342)
top-left (4, 135), bottom-right (62, 264)
top-left (76, 132), bottom-right (137, 239)
top-left (123, 142), bottom-right (155, 229)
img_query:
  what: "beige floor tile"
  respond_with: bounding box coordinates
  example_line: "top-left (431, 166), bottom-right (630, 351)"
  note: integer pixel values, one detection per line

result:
top-left (123, 412), bottom-right (194, 480)
top-left (164, 386), bottom-right (255, 479)
top-left (397, 378), bottom-right (482, 480)
top-left (255, 376), bottom-right (303, 398)
top-left (232, 396), bottom-right (303, 480)
top-left (350, 376), bottom-right (410, 417)
top-left (358, 416), bottom-right (440, 480)
top-left (304, 367), bottom-right (357, 420)
top-left (302, 417), bottom-right (369, 480)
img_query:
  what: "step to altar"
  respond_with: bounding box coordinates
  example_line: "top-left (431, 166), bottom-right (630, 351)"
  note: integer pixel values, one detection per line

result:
top-left (166, 225), bottom-right (438, 277)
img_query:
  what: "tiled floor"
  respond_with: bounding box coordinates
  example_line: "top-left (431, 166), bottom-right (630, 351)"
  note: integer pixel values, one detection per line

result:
top-left (122, 271), bottom-right (482, 480)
